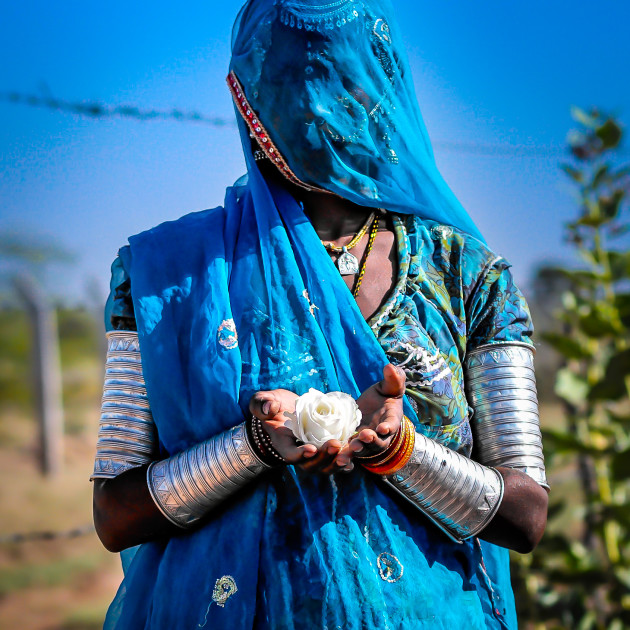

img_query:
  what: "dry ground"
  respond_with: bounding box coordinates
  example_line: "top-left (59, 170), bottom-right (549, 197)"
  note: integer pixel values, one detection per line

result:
top-left (0, 405), bottom-right (122, 630)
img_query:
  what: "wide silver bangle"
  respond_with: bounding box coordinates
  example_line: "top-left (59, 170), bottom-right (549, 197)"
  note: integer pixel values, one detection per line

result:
top-left (384, 432), bottom-right (504, 542)
top-left (465, 342), bottom-right (548, 490)
top-left (91, 331), bottom-right (159, 480)
top-left (147, 423), bottom-right (271, 528)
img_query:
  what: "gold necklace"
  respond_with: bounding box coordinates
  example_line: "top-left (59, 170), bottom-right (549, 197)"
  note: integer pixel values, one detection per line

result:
top-left (321, 211), bottom-right (376, 275)
top-left (352, 215), bottom-right (379, 298)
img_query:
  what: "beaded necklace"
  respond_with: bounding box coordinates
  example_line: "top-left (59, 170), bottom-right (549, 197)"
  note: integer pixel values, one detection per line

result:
top-left (321, 211), bottom-right (376, 275)
top-left (352, 214), bottom-right (379, 298)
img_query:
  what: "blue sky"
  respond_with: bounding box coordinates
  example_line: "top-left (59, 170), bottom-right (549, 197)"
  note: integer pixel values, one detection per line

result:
top-left (1, 1), bottom-right (629, 306)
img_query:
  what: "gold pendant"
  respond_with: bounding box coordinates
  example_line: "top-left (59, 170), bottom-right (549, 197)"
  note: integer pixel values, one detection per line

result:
top-left (337, 247), bottom-right (359, 275)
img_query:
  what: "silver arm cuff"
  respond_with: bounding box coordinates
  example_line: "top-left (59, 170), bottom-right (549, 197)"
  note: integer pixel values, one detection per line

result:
top-left (91, 331), bottom-right (159, 480)
top-left (465, 342), bottom-right (548, 489)
top-left (384, 433), bottom-right (504, 542)
top-left (147, 423), bottom-right (271, 528)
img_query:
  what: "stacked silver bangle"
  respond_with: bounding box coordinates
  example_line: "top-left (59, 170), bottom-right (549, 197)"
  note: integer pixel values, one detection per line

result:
top-left (384, 433), bottom-right (504, 542)
top-left (465, 342), bottom-right (548, 489)
top-left (380, 341), bottom-right (547, 542)
top-left (147, 423), bottom-right (272, 528)
top-left (91, 331), bottom-right (159, 480)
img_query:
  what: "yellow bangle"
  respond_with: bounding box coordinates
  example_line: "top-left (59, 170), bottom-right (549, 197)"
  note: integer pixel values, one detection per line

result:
top-left (362, 417), bottom-right (415, 476)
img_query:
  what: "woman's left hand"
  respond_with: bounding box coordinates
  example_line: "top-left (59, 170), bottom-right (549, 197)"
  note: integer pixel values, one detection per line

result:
top-left (334, 364), bottom-right (406, 472)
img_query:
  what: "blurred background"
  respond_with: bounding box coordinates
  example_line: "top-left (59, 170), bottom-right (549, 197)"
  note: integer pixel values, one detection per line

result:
top-left (1, 1), bottom-right (629, 628)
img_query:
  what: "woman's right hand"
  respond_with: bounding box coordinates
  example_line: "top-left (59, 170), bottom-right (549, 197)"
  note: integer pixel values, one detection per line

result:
top-left (249, 389), bottom-right (318, 464)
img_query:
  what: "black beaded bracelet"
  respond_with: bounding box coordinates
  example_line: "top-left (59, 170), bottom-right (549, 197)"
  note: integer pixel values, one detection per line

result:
top-left (246, 416), bottom-right (285, 468)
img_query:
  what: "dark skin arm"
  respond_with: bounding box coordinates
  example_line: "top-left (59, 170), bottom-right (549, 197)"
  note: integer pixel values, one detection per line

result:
top-left (93, 392), bottom-right (328, 552)
top-left (336, 365), bottom-right (548, 554)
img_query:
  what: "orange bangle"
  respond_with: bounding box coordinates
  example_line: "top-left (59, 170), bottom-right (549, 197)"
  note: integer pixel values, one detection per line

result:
top-left (364, 421), bottom-right (410, 474)
top-left (355, 420), bottom-right (405, 465)
top-left (363, 417), bottom-right (416, 476)
top-left (378, 428), bottom-right (415, 475)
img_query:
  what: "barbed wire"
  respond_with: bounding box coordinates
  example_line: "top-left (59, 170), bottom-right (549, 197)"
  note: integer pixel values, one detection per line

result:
top-left (0, 524), bottom-right (95, 544)
top-left (3, 89), bottom-right (622, 157)
top-left (0, 91), bottom-right (234, 127)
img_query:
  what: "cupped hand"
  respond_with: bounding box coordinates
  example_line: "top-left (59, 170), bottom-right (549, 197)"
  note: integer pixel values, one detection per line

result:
top-left (250, 390), bottom-right (350, 475)
top-left (334, 364), bottom-right (406, 471)
top-left (249, 389), bottom-right (318, 464)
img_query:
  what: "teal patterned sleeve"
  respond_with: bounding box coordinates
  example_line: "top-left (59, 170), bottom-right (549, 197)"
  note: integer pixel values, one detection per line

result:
top-left (466, 256), bottom-right (534, 349)
top-left (104, 246), bottom-right (136, 332)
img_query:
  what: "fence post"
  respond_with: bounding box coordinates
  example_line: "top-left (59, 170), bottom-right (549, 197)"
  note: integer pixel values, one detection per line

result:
top-left (14, 275), bottom-right (64, 476)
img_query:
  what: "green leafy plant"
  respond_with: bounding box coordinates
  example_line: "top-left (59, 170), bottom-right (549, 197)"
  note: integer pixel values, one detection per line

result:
top-left (512, 109), bottom-right (630, 629)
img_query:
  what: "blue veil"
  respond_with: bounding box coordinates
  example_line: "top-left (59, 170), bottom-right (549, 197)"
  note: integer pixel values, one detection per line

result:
top-left (103, 1), bottom-right (516, 628)
top-left (229, 0), bottom-right (484, 241)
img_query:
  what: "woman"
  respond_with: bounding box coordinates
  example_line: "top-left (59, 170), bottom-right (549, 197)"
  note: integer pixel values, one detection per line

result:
top-left (92, 1), bottom-right (548, 628)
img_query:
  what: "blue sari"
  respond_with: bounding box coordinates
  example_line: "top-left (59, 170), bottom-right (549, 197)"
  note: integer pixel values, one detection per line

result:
top-left (104, 1), bottom-right (531, 627)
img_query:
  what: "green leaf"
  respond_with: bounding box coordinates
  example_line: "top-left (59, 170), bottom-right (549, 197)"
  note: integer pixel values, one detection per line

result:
top-left (596, 119), bottom-right (623, 149)
top-left (614, 293), bottom-right (630, 327)
top-left (608, 250), bottom-right (630, 280)
top-left (541, 428), bottom-right (602, 455)
top-left (562, 163), bottom-right (584, 183)
top-left (577, 211), bottom-right (610, 228)
top-left (599, 503), bottom-right (630, 527)
top-left (571, 106), bottom-right (598, 129)
top-left (588, 349), bottom-right (630, 401)
top-left (607, 410), bottom-right (630, 426)
top-left (578, 303), bottom-right (619, 337)
top-left (542, 332), bottom-right (591, 359)
top-left (611, 448), bottom-right (630, 480)
top-left (555, 268), bottom-right (607, 287)
top-left (554, 368), bottom-right (589, 406)
top-left (591, 164), bottom-right (610, 188)
top-left (601, 189), bottom-right (626, 221)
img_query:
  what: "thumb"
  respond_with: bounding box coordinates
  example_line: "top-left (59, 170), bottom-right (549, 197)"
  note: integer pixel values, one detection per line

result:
top-left (249, 391), bottom-right (281, 420)
top-left (378, 364), bottom-right (406, 398)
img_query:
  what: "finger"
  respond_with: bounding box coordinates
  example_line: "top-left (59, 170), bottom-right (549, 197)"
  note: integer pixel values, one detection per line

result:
top-left (332, 454), bottom-right (354, 473)
top-left (284, 443), bottom-right (318, 464)
top-left (249, 391), bottom-right (281, 420)
top-left (358, 428), bottom-right (379, 443)
top-left (300, 441), bottom-right (341, 473)
top-left (377, 364), bottom-right (406, 398)
top-left (334, 445), bottom-right (353, 467)
top-left (376, 421), bottom-right (395, 436)
top-left (349, 429), bottom-right (391, 457)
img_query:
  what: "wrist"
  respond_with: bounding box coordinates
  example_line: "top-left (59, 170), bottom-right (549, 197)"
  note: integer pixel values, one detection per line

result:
top-left (247, 416), bottom-right (286, 468)
top-left (356, 416), bottom-right (415, 476)
top-left (147, 422), bottom-right (272, 529)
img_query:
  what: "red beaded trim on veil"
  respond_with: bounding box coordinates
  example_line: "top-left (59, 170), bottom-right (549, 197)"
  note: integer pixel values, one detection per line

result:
top-left (227, 71), bottom-right (326, 193)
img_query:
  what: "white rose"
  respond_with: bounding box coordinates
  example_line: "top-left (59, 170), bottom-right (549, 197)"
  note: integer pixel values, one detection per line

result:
top-left (286, 388), bottom-right (362, 448)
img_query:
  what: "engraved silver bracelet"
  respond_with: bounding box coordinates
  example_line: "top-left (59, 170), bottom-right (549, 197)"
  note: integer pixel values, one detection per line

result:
top-left (91, 331), bottom-right (158, 480)
top-left (465, 342), bottom-right (548, 489)
top-left (147, 423), bottom-right (272, 528)
top-left (383, 432), bottom-right (504, 543)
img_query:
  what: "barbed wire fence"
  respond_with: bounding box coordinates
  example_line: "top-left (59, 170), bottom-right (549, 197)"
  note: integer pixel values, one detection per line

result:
top-left (0, 524), bottom-right (95, 544)
top-left (0, 91), bottom-right (233, 127)
top-left (0, 90), bottom-right (591, 158)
